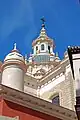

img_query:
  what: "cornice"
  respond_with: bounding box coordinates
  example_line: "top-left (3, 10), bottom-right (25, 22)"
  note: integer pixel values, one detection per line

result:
top-left (1, 61), bottom-right (27, 73)
top-left (39, 57), bottom-right (70, 86)
top-left (0, 84), bottom-right (77, 120)
top-left (25, 57), bottom-right (70, 88)
top-left (27, 60), bottom-right (60, 67)
top-left (32, 38), bottom-right (53, 47)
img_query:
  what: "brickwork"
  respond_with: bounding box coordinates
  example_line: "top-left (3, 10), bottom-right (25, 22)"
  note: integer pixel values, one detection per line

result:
top-left (40, 64), bottom-right (76, 111)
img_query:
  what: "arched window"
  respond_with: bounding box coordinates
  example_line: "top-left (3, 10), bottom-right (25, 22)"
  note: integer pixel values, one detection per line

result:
top-left (36, 46), bottom-right (38, 51)
top-left (41, 44), bottom-right (44, 50)
top-left (51, 94), bottom-right (60, 105)
top-left (48, 46), bottom-right (50, 53)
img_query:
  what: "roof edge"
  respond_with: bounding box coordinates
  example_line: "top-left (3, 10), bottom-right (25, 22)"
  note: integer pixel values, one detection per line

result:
top-left (0, 84), bottom-right (77, 120)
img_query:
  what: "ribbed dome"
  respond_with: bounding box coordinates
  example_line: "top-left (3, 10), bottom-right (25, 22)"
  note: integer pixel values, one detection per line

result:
top-left (4, 43), bottom-right (24, 62)
top-left (4, 51), bottom-right (24, 62)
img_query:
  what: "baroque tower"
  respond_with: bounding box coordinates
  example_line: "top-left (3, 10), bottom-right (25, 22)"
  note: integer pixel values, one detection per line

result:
top-left (26, 18), bottom-right (60, 79)
top-left (24, 19), bottom-right (75, 111)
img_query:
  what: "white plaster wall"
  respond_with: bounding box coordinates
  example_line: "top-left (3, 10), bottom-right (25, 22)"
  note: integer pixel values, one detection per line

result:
top-left (2, 65), bottom-right (24, 91)
top-left (65, 64), bottom-right (71, 75)
top-left (45, 42), bottom-right (48, 52)
top-left (50, 46), bottom-right (53, 53)
top-left (40, 74), bottom-right (65, 95)
top-left (72, 54), bottom-right (80, 94)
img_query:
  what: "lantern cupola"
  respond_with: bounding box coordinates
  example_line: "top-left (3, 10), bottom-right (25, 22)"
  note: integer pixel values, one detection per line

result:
top-left (32, 18), bottom-right (55, 63)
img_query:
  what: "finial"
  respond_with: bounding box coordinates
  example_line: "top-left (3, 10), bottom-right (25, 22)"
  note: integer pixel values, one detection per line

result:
top-left (14, 43), bottom-right (17, 50)
top-left (56, 52), bottom-right (59, 57)
top-left (41, 17), bottom-right (45, 28)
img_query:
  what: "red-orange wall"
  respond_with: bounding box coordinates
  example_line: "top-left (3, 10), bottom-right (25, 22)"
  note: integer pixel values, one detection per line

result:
top-left (0, 97), bottom-right (61, 120)
top-left (0, 97), bottom-right (3, 114)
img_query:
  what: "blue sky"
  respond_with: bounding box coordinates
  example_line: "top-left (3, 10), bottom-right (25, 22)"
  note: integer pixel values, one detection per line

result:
top-left (0, 0), bottom-right (80, 61)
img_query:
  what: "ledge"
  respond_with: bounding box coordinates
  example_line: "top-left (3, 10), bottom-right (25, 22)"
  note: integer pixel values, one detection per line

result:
top-left (0, 84), bottom-right (77, 120)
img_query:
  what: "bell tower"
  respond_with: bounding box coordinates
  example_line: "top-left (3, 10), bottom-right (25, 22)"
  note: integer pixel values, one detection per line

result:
top-left (32, 18), bottom-right (55, 63)
top-left (27, 18), bottom-right (60, 79)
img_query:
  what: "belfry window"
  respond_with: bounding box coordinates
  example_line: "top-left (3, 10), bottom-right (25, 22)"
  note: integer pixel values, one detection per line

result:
top-left (41, 44), bottom-right (44, 50)
top-left (52, 94), bottom-right (60, 105)
top-left (48, 46), bottom-right (50, 53)
top-left (36, 46), bottom-right (38, 51)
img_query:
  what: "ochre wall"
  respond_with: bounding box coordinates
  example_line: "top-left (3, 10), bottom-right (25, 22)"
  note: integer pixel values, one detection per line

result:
top-left (0, 98), bottom-right (61, 120)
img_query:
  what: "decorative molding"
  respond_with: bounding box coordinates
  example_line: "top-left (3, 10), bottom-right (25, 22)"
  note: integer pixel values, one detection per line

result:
top-left (0, 84), bottom-right (77, 120)
top-left (1, 61), bottom-right (27, 73)
top-left (25, 57), bottom-right (70, 89)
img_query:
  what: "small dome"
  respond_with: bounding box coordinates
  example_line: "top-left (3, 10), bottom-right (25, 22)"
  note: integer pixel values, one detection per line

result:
top-left (32, 19), bottom-right (55, 48)
top-left (4, 52), bottom-right (24, 62)
top-left (4, 43), bottom-right (24, 62)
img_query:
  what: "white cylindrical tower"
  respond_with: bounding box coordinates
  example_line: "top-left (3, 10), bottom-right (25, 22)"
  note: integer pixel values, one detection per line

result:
top-left (1, 43), bottom-right (27, 91)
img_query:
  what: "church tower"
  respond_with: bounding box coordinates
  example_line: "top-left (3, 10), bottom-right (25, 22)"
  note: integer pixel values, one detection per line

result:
top-left (32, 18), bottom-right (55, 63)
top-left (1, 43), bottom-right (27, 91)
top-left (27, 18), bottom-right (60, 79)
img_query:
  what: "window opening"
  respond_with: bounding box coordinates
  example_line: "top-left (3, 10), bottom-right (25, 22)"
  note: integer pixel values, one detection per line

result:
top-left (41, 44), bottom-right (44, 50)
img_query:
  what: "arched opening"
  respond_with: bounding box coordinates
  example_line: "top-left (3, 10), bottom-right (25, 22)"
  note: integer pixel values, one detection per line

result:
top-left (48, 46), bottom-right (50, 53)
top-left (52, 95), bottom-right (59, 105)
top-left (50, 93), bottom-right (60, 105)
top-left (41, 44), bottom-right (44, 50)
top-left (36, 46), bottom-right (38, 51)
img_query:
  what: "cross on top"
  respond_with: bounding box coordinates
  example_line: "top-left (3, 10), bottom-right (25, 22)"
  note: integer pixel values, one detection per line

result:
top-left (14, 43), bottom-right (17, 50)
top-left (41, 17), bottom-right (45, 28)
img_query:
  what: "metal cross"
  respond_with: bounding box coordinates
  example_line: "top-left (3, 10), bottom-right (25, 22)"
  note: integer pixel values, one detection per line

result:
top-left (41, 17), bottom-right (45, 28)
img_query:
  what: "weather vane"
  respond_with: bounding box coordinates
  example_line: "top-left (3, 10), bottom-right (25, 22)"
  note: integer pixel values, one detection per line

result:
top-left (41, 17), bottom-right (45, 28)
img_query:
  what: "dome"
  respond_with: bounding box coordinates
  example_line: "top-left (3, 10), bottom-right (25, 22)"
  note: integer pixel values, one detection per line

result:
top-left (32, 19), bottom-right (55, 48)
top-left (4, 43), bottom-right (24, 62)
top-left (32, 27), bottom-right (54, 47)
top-left (4, 51), bottom-right (24, 62)
top-left (1, 43), bottom-right (27, 73)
